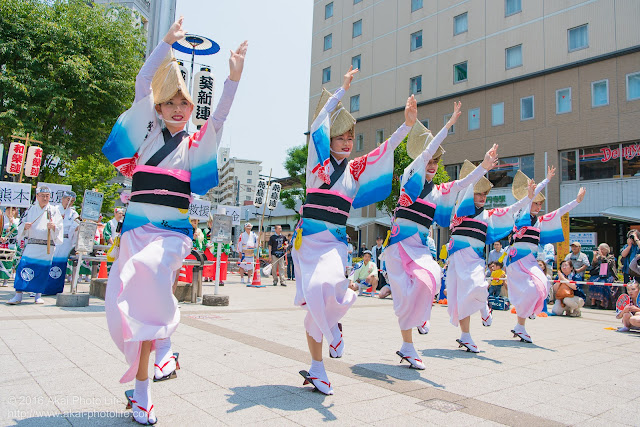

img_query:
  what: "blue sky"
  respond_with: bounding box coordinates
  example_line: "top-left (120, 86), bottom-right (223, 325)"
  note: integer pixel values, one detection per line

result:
top-left (174, 0), bottom-right (313, 178)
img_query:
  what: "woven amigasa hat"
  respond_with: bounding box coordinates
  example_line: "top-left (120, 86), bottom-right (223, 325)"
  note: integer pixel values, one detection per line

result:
top-left (512, 170), bottom-right (544, 203)
top-left (406, 120), bottom-right (445, 161)
top-left (313, 88), bottom-right (356, 138)
top-left (151, 52), bottom-right (194, 106)
top-left (460, 159), bottom-right (493, 194)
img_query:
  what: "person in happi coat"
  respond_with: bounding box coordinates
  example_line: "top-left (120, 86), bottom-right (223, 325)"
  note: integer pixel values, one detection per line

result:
top-left (101, 16), bottom-right (247, 424)
top-left (45, 190), bottom-right (79, 295)
top-left (6, 186), bottom-right (63, 304)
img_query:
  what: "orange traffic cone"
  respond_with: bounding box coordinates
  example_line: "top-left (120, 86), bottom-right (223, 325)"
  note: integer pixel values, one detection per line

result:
top-left (250, 258), bottom-right (264, 287)
top-left (98, 261), bottom-right (108, 279)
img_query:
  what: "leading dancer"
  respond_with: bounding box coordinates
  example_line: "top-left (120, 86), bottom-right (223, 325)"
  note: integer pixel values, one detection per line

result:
top-left (294, 66), bottom-right (417, 395)
top-left (102, 17), bottom-right (247, 424)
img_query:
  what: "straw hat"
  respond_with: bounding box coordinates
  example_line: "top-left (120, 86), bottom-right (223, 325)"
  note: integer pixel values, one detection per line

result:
top-left (512, 170), bottom-right (544, 203)
top-left (406, 120), bottom-right (446, 161)
top-left (460, 160), bottom-right (492, 194)
top-left (151, 53), bottom-right (194, 106)
top-left (313, 88), bottom-right (356, 138)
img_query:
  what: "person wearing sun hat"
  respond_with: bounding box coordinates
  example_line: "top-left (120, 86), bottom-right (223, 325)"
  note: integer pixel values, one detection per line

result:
top-left (382, 105), bottom-right (500, 369)
top-left (506, 168), bottom-right (586, 343)
top-left (6, 186), bottom-right (63, 305)
top-left (444, 159), bottom-right (538, 353)
top-left (293, 65), bottom-right (418, 395)
top-left (101, 16), bottom-right (248, 425)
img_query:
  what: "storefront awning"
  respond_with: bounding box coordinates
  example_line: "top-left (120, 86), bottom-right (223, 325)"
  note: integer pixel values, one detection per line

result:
top-left (600, 206), bottom-right (640, 223)
top-left (346, 217), bottom-right (377, 230)
top-left (374, 217), bottom-right (392, 228)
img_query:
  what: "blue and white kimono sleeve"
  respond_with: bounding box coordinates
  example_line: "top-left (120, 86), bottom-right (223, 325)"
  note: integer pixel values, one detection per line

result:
top-left (485, 196), bottom-right (532, 244)
top-left (539, 200), bottom-right (579, 245)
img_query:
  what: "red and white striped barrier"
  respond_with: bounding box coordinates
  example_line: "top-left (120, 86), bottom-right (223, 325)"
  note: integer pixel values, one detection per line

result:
top-left (486, 277), bottom-right (633, 288)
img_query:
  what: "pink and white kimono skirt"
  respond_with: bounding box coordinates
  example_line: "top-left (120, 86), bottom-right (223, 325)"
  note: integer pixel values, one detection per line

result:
top-left (506, 252), bottom-right (548, 319)
top-left (384, 233), bottom-right (440, 331)
top-left (445, 247), bottom-right (488, 326)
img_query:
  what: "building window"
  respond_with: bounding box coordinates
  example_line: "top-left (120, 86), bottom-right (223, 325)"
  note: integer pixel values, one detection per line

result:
top-left (353, 19), bottom-right (362, 38)
top-left (355, 133), bottom-right (364, 151)
top-left (247, 179), bottom-right (252, 184)
top-left (520, 96), bottom-right (534, 120)
top-left (324, 34), bottom-right (332, 51)
top-left (375, 129), bottom-right (384, 145)
top-left (453, 61), bottom-right (468, 83)
top-left (411, 0), bottom-right (423, 12)
top-left (468, 108), bottom-right (480, 130)
top-left (410, 30), bottom-right (422, 51)
top-left (627, 72), bottom-right (640, 101)
top-left (505, 0), bottom-right (521, 16)
top-left (591, 79), bottom-right (609, 107)
top-left (421, 119), bottom-right (430, 129)
top-left (350, 94), bottom-right (360, 112)
top-left (445, 164), bottom-right (460, 181)
top-left (410, 75), bottom-right (422, 94)
top-left (568, 24), bottom-right (588, 52)
top-left (454, 12), bottom-right (468, 35)
top-left (247, 170), bottom-right (252, 175)
top-left (352, 54), bottom-right (361, 70)
top-left (560, 150), bottom-right (576, 181)
top-left (444, 114), bottom-right (454, 134)
top-left (579, 145), bottom-right (621, 181)
top-left (488, 155), bottom-right (534, 188)
top-left (556, 87), bottom-right (572, 114)
top-left (322, 67), bottom-right (331, 84)
top-left (491, 102), bottom-right (504, 126)
top-left (325, 2), bottom-right (333, 19)
top-left (505, 44), bottom-right (522, 69)
top-left (354, 0), bottom-right (362, 4)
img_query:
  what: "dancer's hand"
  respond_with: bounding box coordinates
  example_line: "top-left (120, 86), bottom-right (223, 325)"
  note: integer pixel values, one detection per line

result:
top-left (163, 16), bottom-right (186, 45)
top-left (445, 101), bottom-right (462, 129)
top-left (404, 95), bottom-right (417, 127)
top-left (546, 165), bottom-right (556, 181)
top-left (24, 222), bottom-right (32, 230)
top-left (481, 144), bottom-right (499, 171)
top-left (47, 222), bottom-right (55, 231)
top-left (576, 187), bottom-right (586, 203)
top-left (342, 66), bottom-right (359, 91)
top-left (527, 179), bottom-right (536, 199)
top-left (229, 40), bottom-right (248, 82)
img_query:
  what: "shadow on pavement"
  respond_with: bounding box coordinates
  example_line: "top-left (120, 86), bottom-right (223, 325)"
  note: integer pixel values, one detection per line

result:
top-left (484, 339), bottom-right (556, 351)
top-left (226, 385), bottom-right (336, 421)
top-left (420, 347), bottom-right (503, 364)
top-left (350, 363), bottom-right (444, 388)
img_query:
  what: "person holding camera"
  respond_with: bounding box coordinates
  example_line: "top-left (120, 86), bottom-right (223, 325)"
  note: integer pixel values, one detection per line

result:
top-left (621, 230), bottom-right (640, 283)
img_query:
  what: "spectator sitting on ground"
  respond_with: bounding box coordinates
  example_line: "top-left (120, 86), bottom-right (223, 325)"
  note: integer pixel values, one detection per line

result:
top-left (588, 243), bottom-right (618, 309)
top-left (621, 230), bottom-right (640, 283)
top-left (565, 241), bottom-right (590, 281)
top-left (488, 261), bottom-right (506, 297)
top-left (351, 250), bottom-right (379, 296)
top-left (616, 281), bottom-right (640, 331)
top-left (552, 260), bottom-right (585, 317)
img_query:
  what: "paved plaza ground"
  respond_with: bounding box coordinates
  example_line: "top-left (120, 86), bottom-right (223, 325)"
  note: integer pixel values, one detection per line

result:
top-left (1, 276), bottom-right (639, 426)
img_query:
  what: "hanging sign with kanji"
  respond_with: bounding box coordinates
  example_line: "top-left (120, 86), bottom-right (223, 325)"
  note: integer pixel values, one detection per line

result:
top-left (253, 179), bottom-right (267, 208)
top-left (0, 182), bottom-right (31, 208)
top-left (6, 142), bottom-right (25, 175)
top-left (24, 145), bottom-right (44, 178)
top-left (191, 69), bottom-right (214, 127)
top-left (189, 198), bottom-right (211, 220)
top-left (267, 182), bottom-right (282, 210)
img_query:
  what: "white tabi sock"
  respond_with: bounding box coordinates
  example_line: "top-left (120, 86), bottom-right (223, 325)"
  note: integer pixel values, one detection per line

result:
top-left (308, 359), bottom-right (333, 395)
top-left (35, 293), bottom-right (42, 299)
top-left (154, 337), bottom-right (175, 379)
top-left (132, 378), bottom-right (156, 424)
top-left (7, 293), bottom-right (23, 304)
top-left (460, 332), bottom-right (471, 342)
top-left (399, 341), bottom-right (425, 369)
top-left (514, 324), bottom-right (526, 334)
top-left (329, 324), bottom-right (344, 358)
top-left (400, 341), bottom-right (415, 355)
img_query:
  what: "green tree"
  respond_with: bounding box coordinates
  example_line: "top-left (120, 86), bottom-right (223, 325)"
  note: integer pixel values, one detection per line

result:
top-left (0, 0), bottom-right (145, 178)
top-left (376, 137), bottom-right (449, 216)
top-left (280, 144), bottom-right (307, 215)
top-left (64, 154), bottom-right (121, 215)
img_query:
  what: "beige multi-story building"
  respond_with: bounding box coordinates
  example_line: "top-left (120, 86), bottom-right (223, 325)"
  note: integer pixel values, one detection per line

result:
top-left (310, 0), bottom-right (640, 256)
top-left (207, 147), bottom-right (263, 206)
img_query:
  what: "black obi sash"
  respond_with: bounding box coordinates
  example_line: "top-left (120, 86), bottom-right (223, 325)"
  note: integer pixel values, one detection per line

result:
top-left (395, 201), bottom-right (435, 228)
top-left (130, 169), bottom-right (191, 209)
top-left (513, 227), bottom-right (541, 245)
top-left (451, 218), bottom-right (488, 242)
top-left (301, 192), bottom-right (351, 226)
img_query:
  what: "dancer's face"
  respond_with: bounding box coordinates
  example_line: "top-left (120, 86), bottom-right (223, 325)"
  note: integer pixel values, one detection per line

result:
top-left (155, 92), bottom-right (193, 133)
top-left (425, 157), bottom-right (439, 179)
top-left (474, 192), bottom-right (488, 208)
top-left (330, 131), bottom-right (353, 161)
top-left (530, 200), bottom-right (543, 215)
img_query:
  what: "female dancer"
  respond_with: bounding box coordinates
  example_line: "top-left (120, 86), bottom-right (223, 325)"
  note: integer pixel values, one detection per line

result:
top-left (383, 108), bottom-right (500, 369)
top-left (102, 17), bottom-right (246, 424)
top-left (445, 161), bottom-right (537, 353)
top-left (507, 170), bottom-right (585, 343)
top-left (294, 66), bottom-right (417, 395)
